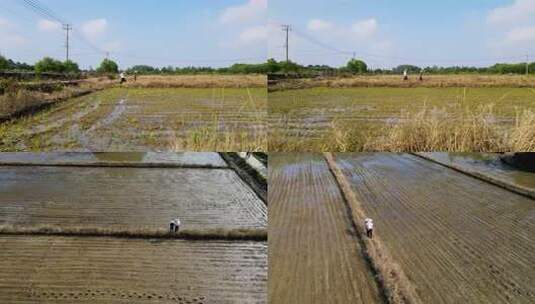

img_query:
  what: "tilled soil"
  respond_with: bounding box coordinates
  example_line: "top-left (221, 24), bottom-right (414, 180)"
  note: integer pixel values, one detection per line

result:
top-left (335, 153), bottom-right (535, 303)
top-left (0, 236), bottom-right (267, 304)
top-left (268, 153), bottom-right (382, 304)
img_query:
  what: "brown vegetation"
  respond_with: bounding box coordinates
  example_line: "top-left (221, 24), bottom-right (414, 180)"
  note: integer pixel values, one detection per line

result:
top-left (324, 152), bottom-right (421, 304)
top-left (125, 74), bottom-right (266, 88)
top-left (0, 77), bottom-right (112, 120)
top-left (270, 74), bottom-right (535, 91)
top-left (0, 224), bottom-right (267, 241)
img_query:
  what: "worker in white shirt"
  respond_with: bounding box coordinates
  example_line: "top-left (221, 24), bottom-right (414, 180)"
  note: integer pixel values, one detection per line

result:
top-left (403, 69), bottom-right (408, 81)
top-left (365, 218), bottom-right (374, 239)
top-left (169, 217), bottom-right (181, 233)
top-left (119, 72), bottom-right (126, 84)
top-left (174, 217), bottom-right (181, 233)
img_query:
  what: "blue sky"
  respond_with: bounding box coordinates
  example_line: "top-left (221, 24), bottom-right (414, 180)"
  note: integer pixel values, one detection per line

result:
top-left (1, 0), bottom-right (535, 69)
top-left (268, 0), bottom-right (535, 68)
top-left (0, 0), bottom-right (267, 69)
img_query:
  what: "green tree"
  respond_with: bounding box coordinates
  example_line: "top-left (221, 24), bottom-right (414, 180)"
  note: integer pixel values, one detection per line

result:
top-left (346, 59), bottom-right (368, 74)
top-left (35, 57), bottom-right (65, 73)
top-left (0, 55), bottom-right (8, 70)
top-left (96, 58), bottom-right (119, 74)
top-left (63, 60), bottom-right (80, 73)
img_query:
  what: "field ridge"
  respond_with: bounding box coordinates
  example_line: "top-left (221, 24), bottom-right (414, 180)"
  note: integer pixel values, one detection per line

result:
top-left (0, 224), bottom-right (267, 241)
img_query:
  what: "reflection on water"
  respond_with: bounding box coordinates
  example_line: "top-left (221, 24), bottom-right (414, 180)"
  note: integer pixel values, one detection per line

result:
top-left (423, 152), bottom-right (535, 190)
top-left (0, 152), bottom-right (227, 167)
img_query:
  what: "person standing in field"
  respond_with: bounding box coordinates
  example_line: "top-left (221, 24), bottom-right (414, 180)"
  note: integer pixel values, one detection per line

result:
top-left (169, 217), bottom-right (181, 233)
top-left (174, 217), bottom-right (181, 233)
top-left (403, 69), bottom-right (408, 81)
top-left (419, 69), bottom-right (424, 81)
top-left (365, 218), bottom-right (373, 238)
top-left (133, 71), bottom-right (138, 82)
top-left (119, 71), bottom-right (126, 84)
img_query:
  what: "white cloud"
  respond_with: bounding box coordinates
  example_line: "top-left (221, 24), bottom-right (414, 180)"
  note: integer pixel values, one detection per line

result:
top-left (505, 25), bottom-right (535, 43)
top-left (239, 25), bottom-right (267, 44)
top-left (220, 0), bottom-right (267, 24)
top-left (0, 17), bottom-right (28, 47)
top-left (307, 19), bottom-right (333, 31)
top-left (81, 18), bottom-right (107, 40)
top-left (351, 18), bottom-right (378, 39)
top-left (488, 0), bottom-right (535, 24)
top-left (37, 19), bottom-right (61, 32)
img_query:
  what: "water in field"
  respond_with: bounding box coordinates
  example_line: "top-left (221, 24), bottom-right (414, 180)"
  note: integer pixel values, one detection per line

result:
top-left (0, 152), bottom-right (227, 167)
top-left (269, 87), bottom-right (535, 142)
top-left (0, 162), bottom-right (266, 230)
top-left (0, 87), bottom-right (267, 151)
top-left (420, 152), bottom-right (535, 190)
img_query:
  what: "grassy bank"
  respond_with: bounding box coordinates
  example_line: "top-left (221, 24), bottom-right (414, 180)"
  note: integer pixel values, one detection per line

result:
top-left (0, 224), bottom-right (267, 241)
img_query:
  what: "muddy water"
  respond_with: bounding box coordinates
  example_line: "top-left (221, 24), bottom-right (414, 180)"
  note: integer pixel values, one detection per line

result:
top-left (0, 152), bottom-right (227, 167)
top-left (0, 165), bottom-right (266, 230)
top-left (335, 153), bottom-right (535, 303)
top-left (269, 153), bottom-right (381, 304)
top-left (419, 152), bottom-right (535, 190)
top-left (0, 236), bottom-right (267, 304)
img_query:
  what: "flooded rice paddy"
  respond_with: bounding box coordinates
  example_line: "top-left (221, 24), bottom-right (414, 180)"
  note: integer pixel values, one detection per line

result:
top-left (269, 152), bottom-right (535, 304)
top-left (0, 152), bottom-right (267, 303)
top-left (269, 87), bottom-right (535, 145)
top-left (335, 153), bottom-right (535, 303)
top-left (0, 236), bottom-right (267, 303)
top-left (0, 87), bottom-right (266, 151)
top-left (0, 154), bottom-right (266, 230)
top-left (269, 153), bottom-right (381, 303)
top-left (418, 152), bottom-right (535, 191)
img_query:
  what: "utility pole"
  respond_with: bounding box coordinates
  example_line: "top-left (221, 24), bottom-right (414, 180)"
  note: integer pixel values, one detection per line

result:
top-left (352, 52), bottom-right (356, 59)
top-left (63, 24), bottom-right (72, 61)
top-left (282, 24), bottom-right (291, 63)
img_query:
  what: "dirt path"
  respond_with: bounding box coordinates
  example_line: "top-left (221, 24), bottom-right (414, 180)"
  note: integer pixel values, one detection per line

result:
top-left (269, 153), bottom-right (382, 304)
top-left (335, 153), bottom-right (535, 303)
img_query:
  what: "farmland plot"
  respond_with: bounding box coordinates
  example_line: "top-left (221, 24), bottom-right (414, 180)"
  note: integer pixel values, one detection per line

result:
top-left (268, 87), bottom-right (535, 150)
top-left (0, 236), bottom-right (267, 304)
top-left (269, 153), bottom-right (381, 304)
top-left (0, 154), bottom-right (266, 230)
top-left (0, 87), bottom-right (266, 151)
top-left (335, 153), bottom-right (535, 303)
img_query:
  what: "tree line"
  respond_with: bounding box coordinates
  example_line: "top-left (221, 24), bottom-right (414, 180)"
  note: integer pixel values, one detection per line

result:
top-left (1, 54), bottom-right (534, 75)
top-left (266, 59), bottom-right (535, 75)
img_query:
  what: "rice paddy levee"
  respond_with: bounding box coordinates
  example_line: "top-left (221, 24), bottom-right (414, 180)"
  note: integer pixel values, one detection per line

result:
top-left (0, 152), bottom-right (268, 303)
top-left (1, 75), bottom-right (267, 151)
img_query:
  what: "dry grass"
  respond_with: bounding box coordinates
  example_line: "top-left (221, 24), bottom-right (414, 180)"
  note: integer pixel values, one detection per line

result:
top-left (125, 74), bottom-right (266, 88)
top-left (324, 152), bottom-right (422, 304)
top-left (366, 106), bottom-right (535, 152)
top-left (0, 224), bottom-right (267, 241)
top-left (270, 74), bottom-right (535, 91)
top-left (171, 125), bottom-right (266, 152)
top-left (0, 77), bottom-right (112, 120)
top-left (270, 105), bottom-right (535, 152)
top-left (171, 87), bottom-right (266, 151)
